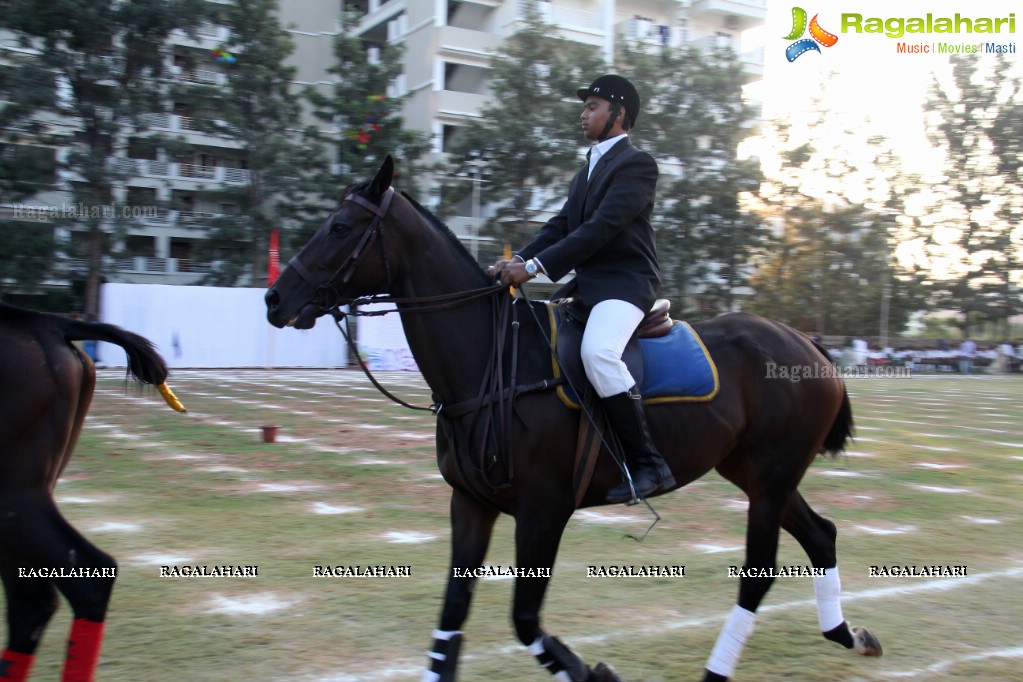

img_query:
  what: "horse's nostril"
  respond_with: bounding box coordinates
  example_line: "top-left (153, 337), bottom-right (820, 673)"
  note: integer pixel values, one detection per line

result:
top-left (265, 289), bottom-right (279, 308)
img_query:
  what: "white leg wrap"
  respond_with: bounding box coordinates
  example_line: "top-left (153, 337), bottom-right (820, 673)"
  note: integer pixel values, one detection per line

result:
top-left (432, 629), bottom-right (462, 641)
top-left (813, 567), bottom-right (845, 632)
top-left (706, 604), bottom-right (757, 677)
top-left (422, 630), bottom-right (462, 681)
top-left (527, 636), bottom-right (574, 681)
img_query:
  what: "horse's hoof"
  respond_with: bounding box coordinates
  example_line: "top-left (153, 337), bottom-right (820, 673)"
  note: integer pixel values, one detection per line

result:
top-left (852, 625), bottom-right (883, 657)
top-left (589, 662), bottom-right (625, 681)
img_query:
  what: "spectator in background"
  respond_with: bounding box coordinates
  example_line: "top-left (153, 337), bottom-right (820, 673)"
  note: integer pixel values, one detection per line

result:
top-left (958, 338), bottom-right (977, 374)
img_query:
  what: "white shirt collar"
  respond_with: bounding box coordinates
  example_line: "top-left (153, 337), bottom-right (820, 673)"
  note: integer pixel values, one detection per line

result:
top-left (588, 133), bottom-right (628, 179)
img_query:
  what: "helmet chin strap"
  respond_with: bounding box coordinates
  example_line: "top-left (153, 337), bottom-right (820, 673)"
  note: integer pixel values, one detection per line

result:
top-left (597, 102), bottom-right (622, 142)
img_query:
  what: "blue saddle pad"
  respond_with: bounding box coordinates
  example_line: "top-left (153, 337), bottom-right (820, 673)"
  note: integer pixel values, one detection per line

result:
top-left (551, 309), bottom-right (719, 408)
top-left (639, 321), bottom-right (719, 403)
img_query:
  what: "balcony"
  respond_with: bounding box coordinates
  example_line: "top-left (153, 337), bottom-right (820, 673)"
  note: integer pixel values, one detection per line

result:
top-left (140, 113), bottom-right (239, 144)
top-left (65, 257), bottom-right (213, 276)
top-left (530, 2), bottom-right (604, 32)
top-left (169, 22), bottom-right (231, 48)
top-left (170, 65), bottom-right (228, 86)
top-left (114, 156), bottom-right (251, 185)
top-left (619, 18), bottom-right (688, 48)
top-left (688, 0), bottom-right (766, 31)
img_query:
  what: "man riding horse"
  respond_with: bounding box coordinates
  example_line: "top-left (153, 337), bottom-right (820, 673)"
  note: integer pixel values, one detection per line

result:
top-left (491, 74), bottom-right (675, 504)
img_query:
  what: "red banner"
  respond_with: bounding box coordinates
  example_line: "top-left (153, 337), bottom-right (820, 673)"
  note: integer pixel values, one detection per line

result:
top-left (268, 229), bottom-right (280, 286)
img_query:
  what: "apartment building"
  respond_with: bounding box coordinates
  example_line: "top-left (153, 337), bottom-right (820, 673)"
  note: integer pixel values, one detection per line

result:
top-left (1, 0), bottom-right (763, 294)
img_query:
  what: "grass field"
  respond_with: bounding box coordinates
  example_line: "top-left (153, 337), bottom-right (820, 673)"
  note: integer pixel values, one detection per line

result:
top-left (7, 369), bottom-right (1023, 681)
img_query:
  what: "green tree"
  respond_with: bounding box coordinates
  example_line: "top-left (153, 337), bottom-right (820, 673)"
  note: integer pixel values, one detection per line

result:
top-left (434, 2), bottom-right (604, 256)
top-left (306, 9), bottom-right (431, 209)
top-left (1, 0), bottom-right (207, 316)
top-left (923, 56), bottom-right (1023, 337)
top-left (621, 43), bottom-right (764, 318)
top-left (748, 103), bottom-right (926, 337)
top-left (172, 0), bottom-right (328, 286)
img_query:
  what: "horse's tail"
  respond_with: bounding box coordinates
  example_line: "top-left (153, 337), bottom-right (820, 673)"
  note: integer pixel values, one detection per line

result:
top-left (57, 316), bottom-right (185, 412)
top-left (809, 338), bottom-right (854, 456)
top-left (60, 317), bottom-right (168, 386)
top-left (821, 388), bottom-right (853, 456)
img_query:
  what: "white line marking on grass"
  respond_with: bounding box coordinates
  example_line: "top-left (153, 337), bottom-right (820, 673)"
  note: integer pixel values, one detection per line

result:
top-left (59, 496), bottom-right (104, 504)
top-left (207, 593), bottom-right (294, 616)
top-left (878, 646), bottom-right (1023, 678)
top-left (961, 515), bottom-right (1001, 525)
top-left (201, 465), bottom-right (250, 474)
top-left (815, 469), bottom-right (869, 477)
top-left (692, 543), bottom-right (745, 554)
top-left (724, 499), bottom-right (748, 512)
top-left (843, 450), bottom-right (876, 458)
top-left (273, 434), bottom-right (313, 443)
top-left (89, 521), bottom-right (142, 533)
top-left (853, 524), bottom-right (917, 535)
top-left (861, 417), bottom-right (929, 426)
top-left (254, 483), bottom-right (323, 493)
top-left (997, 442), bottom-right (1023, 448)
top-left (910, 484), bottom-right (972, 494)
top-left (918, 445), bottom-right (957, 452)
top-left (310, 503), bottom-right (365, 515)
top-left (129, 553), bottom-right (194, 565)
top-left (384, 531), bottom-right (437, 544)
top-left (324, 564), bottom-right (1023, 682)
top-left (574, 510), bottom-right (650, 525)
top-left (913, 462), bottom-right (965, 469)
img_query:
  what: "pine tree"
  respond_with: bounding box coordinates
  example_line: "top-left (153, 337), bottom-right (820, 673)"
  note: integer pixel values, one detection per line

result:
top-left (434, 2), bottom-right (604, 257)
top-left (619, 42), bottom-right (764, 318)
top-left (306, 8), bottom-right (431, 202)
top-left (747, 99), bottom-right (926, 337)
top-left (923, 56), bottom-right (1023, 338)
top-left (172, 0), bottom-right (330, 286)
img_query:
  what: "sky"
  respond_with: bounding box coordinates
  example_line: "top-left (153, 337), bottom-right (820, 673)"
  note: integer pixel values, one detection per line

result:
top-left (744, 0), bottom-right (1021, 176)
top-left (739, 1), bottom-right (1022, 279)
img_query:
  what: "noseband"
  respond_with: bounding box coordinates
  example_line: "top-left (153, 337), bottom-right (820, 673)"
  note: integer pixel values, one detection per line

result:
top-left (286, 187), bottom-right (395, 311)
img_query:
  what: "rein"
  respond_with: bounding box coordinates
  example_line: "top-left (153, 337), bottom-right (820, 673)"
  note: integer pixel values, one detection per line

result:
top-left (328, 285), bottom-right (513, 414)
top-left (331, 290), bottom-right (529, 491)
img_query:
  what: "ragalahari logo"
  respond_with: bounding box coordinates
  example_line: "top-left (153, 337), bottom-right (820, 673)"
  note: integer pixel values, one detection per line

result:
top-left (784, 7), bottom-right (839, 61)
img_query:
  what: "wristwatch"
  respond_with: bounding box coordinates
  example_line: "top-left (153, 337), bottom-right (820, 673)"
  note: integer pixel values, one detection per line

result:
top-left (524, 259), bottom-right (539, 278)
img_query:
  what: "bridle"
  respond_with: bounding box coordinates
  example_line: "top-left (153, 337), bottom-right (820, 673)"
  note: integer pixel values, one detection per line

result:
top-left (285, 187), bottom-right (396, 312)
top-left (280, 184), bottom-right (511, 409)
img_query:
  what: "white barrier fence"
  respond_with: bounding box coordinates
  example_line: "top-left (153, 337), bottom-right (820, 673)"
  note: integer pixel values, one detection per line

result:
top-left (97, 283), bottom-right (348, 368)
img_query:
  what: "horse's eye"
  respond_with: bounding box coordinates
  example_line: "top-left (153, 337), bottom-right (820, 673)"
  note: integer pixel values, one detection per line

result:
top-left (330, 220), bottom-right (352, 237)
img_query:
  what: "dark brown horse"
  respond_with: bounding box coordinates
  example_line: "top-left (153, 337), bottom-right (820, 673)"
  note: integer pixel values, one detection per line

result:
top-left (0, 303), bottom-right (184, 682)
top-left (265, 156), bottom-right (882, 681)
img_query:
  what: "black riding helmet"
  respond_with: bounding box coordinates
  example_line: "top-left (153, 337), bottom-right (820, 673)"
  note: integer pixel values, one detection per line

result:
top-left (576, 74), bottom-right (641, 129)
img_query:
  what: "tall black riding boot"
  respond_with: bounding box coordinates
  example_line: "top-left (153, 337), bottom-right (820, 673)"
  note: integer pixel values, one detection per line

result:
top-left (603, 387), bottom-right (677, 504)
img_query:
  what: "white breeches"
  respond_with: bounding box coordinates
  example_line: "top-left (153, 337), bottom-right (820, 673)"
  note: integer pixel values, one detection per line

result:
top-left (580, 299), bottom-right (645, 398)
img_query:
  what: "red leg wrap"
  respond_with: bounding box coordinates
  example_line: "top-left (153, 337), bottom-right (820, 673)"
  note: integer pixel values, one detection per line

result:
top-left (62, 619), bottom-right (105, 682)
top-left (0, 650), bottom-right (36, 681)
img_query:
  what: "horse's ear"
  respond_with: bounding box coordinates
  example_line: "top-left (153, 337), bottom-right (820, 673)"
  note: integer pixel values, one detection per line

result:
top-left (369, 155), bottom-right (394, 197)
